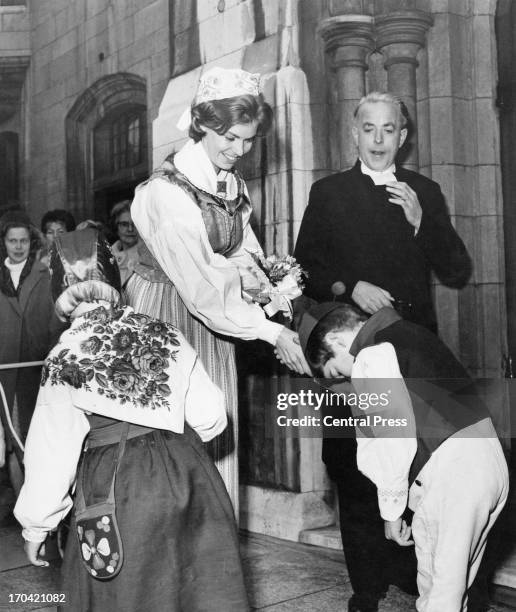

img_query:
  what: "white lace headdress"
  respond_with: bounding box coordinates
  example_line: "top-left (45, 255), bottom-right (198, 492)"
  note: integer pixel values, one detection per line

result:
top-left (177, 67), bottom-right (261, 131)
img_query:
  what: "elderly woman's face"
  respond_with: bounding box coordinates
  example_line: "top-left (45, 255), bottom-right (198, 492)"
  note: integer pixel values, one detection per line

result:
top-left (201, 121), bottom-right (258, 171)
top-left (116, 210), bottom-right (138, 249)
top-left (5, 226), bottom-right (30, 264)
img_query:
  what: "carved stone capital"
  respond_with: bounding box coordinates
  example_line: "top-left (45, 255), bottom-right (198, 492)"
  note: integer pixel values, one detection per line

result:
top-left (318, 15), bottom-right (374, 68)
top-left (375, 10), bottom-right (433, 63)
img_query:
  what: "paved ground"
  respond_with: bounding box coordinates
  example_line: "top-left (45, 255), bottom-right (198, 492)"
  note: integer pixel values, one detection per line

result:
top-left (0, 470), bottom-right (513, 611)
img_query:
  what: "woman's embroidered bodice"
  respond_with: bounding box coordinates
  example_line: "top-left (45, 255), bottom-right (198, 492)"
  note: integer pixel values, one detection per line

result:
top-left (153, 160), bottom-right (249, 256)
top-left (134, 160), bottom-right (250, 282)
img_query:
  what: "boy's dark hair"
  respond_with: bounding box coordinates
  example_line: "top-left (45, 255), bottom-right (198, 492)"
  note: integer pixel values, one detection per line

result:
top-left (41, 209), bottom-right (76, 233)
top-left (189, 94), bottom-right (273, 142)
top-left (305, 304), bottom-right (368, 376)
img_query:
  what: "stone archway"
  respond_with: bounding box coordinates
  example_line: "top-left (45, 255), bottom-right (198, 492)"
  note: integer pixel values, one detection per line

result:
top-left (65, 73), bottom-right (148, 222)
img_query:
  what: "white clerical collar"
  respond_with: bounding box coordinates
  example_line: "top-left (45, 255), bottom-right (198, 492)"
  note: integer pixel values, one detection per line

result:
top-left (359, 160), bottom-right (396, 186)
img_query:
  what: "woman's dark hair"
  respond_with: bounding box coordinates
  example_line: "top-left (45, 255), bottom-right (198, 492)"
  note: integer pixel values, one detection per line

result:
top-left (40, 209), bottom-right (76, 233)
top-left (189, 94), bottom-right (273, 142)
top-left (305, 304), bottom-right (368, 376)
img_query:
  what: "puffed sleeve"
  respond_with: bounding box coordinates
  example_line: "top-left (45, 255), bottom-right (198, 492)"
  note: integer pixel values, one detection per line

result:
top-left (131, 178), bottom-right (283, 345)
top-left (351, 343), bottom-right (417, 521)
top-left (14, 381), bottom-right (90, 542)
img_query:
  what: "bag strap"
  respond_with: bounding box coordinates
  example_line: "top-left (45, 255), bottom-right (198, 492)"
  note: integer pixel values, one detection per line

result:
top-left (75, 422), bottom-right (130, 513)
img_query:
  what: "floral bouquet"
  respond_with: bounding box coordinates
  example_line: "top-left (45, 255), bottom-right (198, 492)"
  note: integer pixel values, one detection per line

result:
top-left (245, 252), bottom-right (307, 320)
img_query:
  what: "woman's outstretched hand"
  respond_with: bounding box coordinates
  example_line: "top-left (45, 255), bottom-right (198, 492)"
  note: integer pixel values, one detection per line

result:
top-left (24, 540), bottom-right (49, 567)
top-left (274, 328), bottom-right (312, 375)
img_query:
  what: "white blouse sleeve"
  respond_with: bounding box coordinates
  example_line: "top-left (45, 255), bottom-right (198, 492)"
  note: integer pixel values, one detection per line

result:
top-left (131, 178), bottom-right (283, 345)
top-left (351, 343), bottom-right (417, 521)
top-left (14, 382), bottom-right (90, 543)
top-left (184, 355), bottom-right (227, 442)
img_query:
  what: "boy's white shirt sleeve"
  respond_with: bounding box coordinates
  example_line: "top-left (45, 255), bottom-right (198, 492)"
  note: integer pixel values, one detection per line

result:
top-left (14, 382), bottom-right (90, 543)
top-left (131, 179), bottom-right (282, 346)
top-left (351, 343), bottom-right (417, 521)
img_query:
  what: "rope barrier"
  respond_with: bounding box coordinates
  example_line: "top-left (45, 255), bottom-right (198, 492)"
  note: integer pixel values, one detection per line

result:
top-left (0, 361), bottom-right (45, 370)
top-left (0, 360), bottom-right (45, 454)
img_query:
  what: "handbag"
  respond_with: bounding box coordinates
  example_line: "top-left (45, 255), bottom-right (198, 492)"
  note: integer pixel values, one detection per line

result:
top-left (74, 422), bottom-right (129, 580)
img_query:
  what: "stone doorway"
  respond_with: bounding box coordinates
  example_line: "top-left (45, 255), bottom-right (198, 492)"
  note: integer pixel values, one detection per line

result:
top-left (65, 73), bottom-right (149, 224)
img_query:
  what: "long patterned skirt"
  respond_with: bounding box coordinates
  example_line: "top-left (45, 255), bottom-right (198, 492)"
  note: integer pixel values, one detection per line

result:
top-left (125, 273), bottom-right (240, 516)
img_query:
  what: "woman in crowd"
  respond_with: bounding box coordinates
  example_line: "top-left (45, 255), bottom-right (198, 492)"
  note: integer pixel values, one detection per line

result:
top-left (39, 209), bottom-right (76, 266)
top-left (109, 200), bottom-right (141, 287)
top-left (15, 228), bottom-right (249, 612)
top-left (41, 209), bottom-right (76, 244)
top-left (126, 67), bottom-right (310, 510)
top-left (0, 210), bottom-right (61, 494)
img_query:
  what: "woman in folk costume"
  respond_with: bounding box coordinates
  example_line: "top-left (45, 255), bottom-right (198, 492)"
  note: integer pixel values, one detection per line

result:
top-left (126, 66), bottom-right (310, 511)
top-left (15, 228), bottom-right (249, 612)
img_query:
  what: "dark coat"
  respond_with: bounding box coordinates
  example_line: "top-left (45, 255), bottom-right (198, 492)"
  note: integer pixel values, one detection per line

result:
top-left (0, 260), bottom-right (63, 444)
top-left (294, 161), bottom-right (471, 331)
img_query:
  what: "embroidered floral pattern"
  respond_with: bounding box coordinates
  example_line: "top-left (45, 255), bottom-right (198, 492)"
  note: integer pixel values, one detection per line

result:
top-left (378, 488), bottom-right (407, 504)
top-left (42, 306), bottom-right (181, 409)
top-left (77, 516), bottom-right (121, 577)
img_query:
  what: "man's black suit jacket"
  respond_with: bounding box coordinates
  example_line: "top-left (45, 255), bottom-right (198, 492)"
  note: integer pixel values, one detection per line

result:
top-left (294, 161), bottom-right (471, 330)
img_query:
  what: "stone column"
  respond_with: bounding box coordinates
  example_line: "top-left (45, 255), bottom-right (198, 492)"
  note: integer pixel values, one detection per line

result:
top-left (318, 15), bottom-right (374, 169)
top-left (375, 10), bottom-right (433, 170)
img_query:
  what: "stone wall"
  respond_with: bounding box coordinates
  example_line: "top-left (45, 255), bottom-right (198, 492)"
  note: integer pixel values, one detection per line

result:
top-left (418, 0), bottom-right (504, 376)
top-left (0, 3), bottom-right (29, 209)
top-left (0, 3), bottom-right (28, 57)
top-left (23, 0), bottom-right (171, 223)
